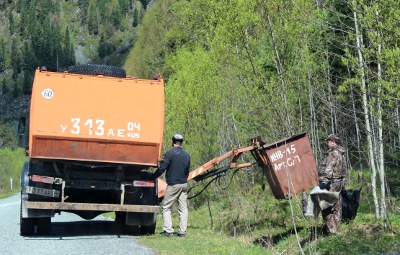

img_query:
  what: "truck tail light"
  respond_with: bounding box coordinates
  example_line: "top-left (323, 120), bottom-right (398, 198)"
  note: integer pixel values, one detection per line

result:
top-left (30, 175), bottom-right (62, 184)
top-left (31, 175), bottom-right (54, 184)
top-left (133, 180), bottom-right (155, 187)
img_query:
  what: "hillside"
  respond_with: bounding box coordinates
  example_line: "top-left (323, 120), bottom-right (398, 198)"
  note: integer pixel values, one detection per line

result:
top-left (0, 0), bottom-right (152, 97)
top-left (0, 0), bottom-right (153, 140)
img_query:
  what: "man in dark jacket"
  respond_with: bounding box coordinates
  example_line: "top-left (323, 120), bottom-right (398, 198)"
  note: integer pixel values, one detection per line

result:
top-left (318, 134), bottom-right (347, 235)
top-left (151, 134), bottom-right (190, 237)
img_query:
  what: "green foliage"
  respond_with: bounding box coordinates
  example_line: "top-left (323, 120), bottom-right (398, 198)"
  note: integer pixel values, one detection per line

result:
top-left (124, 0), bottom-right (175, 78)
top-left (122, 3), bottom-right (400, 253)
top-left (87, 3), bottom-right (98, 35)
top-left (1, 79), bottom-right (7, 95)
top-left (0, 38), bottom-right (5, 72)
top-left (63, 27), bottom-right (75, 67)
top-left (139, 0), bottom-right (151, 9)
top-left (8, 9), bottom-right (14, 35)
top-left (132, 8), bottom-right (139, 27)
top-left (22, 70), bottom-right (32, 94)
top-left (0, 121), bottom-right (18, 150)
top-left (316, 215), bottom-right (400, 255)
top-left (13, 75), bottom-right (23, 97)
top-left (98, 35), bottom-right (115, 58)
top-left (0, 147), bottom-right (27, 195)
top-left (0, 0), bottom-right (146, 95)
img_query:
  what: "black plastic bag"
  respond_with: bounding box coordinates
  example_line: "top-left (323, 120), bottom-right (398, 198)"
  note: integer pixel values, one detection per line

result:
top-left (342, 188), bottom-right (362, 222)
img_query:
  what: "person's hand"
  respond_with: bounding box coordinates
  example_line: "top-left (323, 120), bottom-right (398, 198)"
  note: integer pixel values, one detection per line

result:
top-left (319, 182), bottom-right (329, 190)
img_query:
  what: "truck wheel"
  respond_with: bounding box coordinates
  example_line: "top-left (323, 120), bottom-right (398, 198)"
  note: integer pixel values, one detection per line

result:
top-left (37, 217), bottom-right (51, 235)
top-left (115, 212), bottom-right (124, 224)
top-left (141, 223), bottom-right (156, 235)
top-left (20, 203), bottom-right (34, 236)
top-left (124, 225), bottom-right (140, 235)
top-left (114, 212), bottom-right (126, 232)
top-left (68, 64), bottom-right (126, 78)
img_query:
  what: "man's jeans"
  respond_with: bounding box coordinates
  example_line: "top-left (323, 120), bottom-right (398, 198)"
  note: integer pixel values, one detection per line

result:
top-left (162, 183), bottom-right (188, 234)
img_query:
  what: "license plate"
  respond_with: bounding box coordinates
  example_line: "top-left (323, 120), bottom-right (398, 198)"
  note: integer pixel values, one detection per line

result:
top-left (26, 186), bottom-right (60, 198)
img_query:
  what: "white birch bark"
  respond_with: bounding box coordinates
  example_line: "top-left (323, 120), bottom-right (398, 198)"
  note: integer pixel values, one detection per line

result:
top-left (396, 107), bottom-right (400, 167)
top-left (348, 65), bottom-right (362, 172)
top-left (353, 1), bottom-right (380, 218)
top-left (375, 10), bottom-right (387, 222)
top-left (265, 10), bottom-right (293, 134)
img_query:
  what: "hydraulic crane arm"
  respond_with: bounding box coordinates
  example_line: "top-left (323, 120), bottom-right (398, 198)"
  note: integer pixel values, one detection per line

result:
top-left (157, 133), bottom-right (318, 200)
top-left (187, 143), bottom-right (260, 182)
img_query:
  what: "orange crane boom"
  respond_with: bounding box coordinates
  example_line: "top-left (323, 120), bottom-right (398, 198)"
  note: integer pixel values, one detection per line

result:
top-left (187, 144), bottom-right (257, 181)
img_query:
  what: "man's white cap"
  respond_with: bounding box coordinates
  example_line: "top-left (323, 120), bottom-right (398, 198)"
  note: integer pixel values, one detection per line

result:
top-left (172, 134), bottom-right (184, 141)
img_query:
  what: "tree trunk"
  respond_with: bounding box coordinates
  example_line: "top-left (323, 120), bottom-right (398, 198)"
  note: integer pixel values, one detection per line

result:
top-left (265, 9), bottom-right (293, 135)
top-left (348, 65), bottom-right (362, 173)
top-left (375, 10), bottom-right (387, 222)
top-left (353, 2), bottom-right (380, 218)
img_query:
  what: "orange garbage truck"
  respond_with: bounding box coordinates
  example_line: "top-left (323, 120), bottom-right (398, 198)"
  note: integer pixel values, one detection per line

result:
top-left (20, 65), bottom-right (165, 235)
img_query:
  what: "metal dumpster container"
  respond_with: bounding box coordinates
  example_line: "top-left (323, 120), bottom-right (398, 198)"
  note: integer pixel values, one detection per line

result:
top-left (252, 132), bottom-right (318, 199)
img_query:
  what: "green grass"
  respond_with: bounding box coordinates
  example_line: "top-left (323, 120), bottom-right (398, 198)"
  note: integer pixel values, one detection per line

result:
top-left (140, 211), bottom-right (268, 255)
top-left (315, 214), bottom-right (400, 255)
top-left (135, 196), bottom-right (400, 255)
top-left (102, 179), bottom-right (400, 255)
top-left (0, 189), bottom-right (20, 199)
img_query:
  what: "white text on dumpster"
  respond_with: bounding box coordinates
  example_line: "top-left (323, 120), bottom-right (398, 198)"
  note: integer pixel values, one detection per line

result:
top-left (269, 144), bottom-right (301, 171)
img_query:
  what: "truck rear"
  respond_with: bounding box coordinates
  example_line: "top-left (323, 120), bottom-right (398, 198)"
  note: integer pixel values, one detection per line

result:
top-left (20, 65), bottom-right (164, 235)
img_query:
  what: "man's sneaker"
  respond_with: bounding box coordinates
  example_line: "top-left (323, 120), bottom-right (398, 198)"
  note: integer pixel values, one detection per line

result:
top-left (159, 231), bottom-right (173, 237)
top-left (176, 232), bottom-right (186, 237)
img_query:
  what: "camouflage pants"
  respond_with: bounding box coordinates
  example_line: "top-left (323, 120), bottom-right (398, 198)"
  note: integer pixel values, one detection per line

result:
top-left (321, 182), bottom-right (343, 235)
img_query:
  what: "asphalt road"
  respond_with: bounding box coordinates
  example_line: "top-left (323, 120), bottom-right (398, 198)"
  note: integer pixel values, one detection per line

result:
top-left (0, 193), bottom-right (158, 255)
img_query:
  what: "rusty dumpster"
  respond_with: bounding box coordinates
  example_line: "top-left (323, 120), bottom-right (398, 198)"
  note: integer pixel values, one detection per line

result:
top-left (252, 132), bottom-right (319, 199)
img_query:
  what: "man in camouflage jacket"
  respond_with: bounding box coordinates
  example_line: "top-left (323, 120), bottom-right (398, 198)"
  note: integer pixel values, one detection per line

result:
top-left (318, 134), bottom-right (347, 235)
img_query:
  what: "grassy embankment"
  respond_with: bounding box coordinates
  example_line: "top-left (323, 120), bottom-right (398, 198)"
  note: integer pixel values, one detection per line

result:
top-left (138, 203), bottom-right (400, 255)
top-left (137, 169), bottom-right (400, 254)
top-left (102, 179), bottom-right (400, 255)
top-left (0, 189), bottom-right (20, 199)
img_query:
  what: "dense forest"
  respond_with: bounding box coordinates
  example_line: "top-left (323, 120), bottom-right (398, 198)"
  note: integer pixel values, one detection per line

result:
top-left (0, 0), bottom-right (151, 96)
top-left (0, 0), bottom-right (400, 253)
top-left (123, 0), bottom-right (400, 219)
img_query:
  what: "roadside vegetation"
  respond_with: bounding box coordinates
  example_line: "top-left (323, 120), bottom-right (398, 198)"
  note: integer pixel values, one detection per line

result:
top-left (0, 189), bottom-right (20, 199)
top-left (133, 173), bottom-right (400, 254)
top-left (0, 147), bottom-right (26, 195)
top-left (0, 121), bottom-right (27, 195)
top-left (124, 2), bottom-right (400, 253)
top-left (103, 169), bottom-right (400, 254)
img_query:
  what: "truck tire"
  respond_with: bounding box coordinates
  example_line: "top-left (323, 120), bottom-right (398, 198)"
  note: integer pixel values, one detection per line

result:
top-left (37, 217), bottom-right (51, 235)
top-left (141, 223), bottom-right (156, 235)
top-left (68, 64), bottom-right (126, 78)
top-left (20, 203), bottom-right (34, 236)
top-left (124, 225), bottom-right (140, 235)
top-left (115, 212), bottom-right (124, 225)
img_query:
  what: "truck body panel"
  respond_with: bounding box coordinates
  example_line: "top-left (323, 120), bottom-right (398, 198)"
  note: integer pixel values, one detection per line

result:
top-left (29, 70), bottom-right (164, 166)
